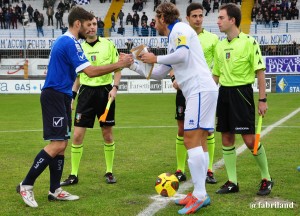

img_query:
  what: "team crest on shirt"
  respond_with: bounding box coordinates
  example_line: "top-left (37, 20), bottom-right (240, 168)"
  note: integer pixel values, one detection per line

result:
top-left (189, 119), bottom-right (194, 126)
top-left (75, 44), bottom-right (83, 52)
top-left (75, 113), bottom-right (82, 123)
top-left (226, 52), bottom-right (230, 60)
top-left (91, 55), bottom-right (96, 61)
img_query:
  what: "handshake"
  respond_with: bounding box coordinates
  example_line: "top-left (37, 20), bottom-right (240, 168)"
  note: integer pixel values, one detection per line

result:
top-left (117, 45), bottom-right (157, 70)
top-left (117, 53), bottom-right (134, 68)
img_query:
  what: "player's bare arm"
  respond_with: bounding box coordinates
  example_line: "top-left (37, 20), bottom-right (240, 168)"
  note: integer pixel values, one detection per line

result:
top-left (109, 70), bottom-right (121, 101)
top-left (257, 69), bottom-right (268, 116)
top-left (213, 75), bottom-right (219, 84)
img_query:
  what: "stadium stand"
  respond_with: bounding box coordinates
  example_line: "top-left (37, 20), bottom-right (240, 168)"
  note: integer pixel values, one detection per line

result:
top-left (0, 0), bottom-right (299, 38)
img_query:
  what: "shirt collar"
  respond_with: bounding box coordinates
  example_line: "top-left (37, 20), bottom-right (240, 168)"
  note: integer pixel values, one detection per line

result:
top-left (167, 19), bottom-right (180, 40)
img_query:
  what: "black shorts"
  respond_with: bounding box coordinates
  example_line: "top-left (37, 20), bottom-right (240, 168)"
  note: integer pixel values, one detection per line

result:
top-left (216, 84), bottom-right (255, 134)
top-left (41, 88), bottom-right (72, 141)
top-left (175, 90), bottom-right (186, 121)
top-left (74, 84), bottom-right (115, 128)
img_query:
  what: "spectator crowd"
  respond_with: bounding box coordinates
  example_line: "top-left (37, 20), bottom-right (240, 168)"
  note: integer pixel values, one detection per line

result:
top-left (251, 0), bottom-right (299, 27)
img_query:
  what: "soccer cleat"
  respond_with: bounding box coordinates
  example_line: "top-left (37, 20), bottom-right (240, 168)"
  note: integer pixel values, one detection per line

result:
top-left (174, 170), bottom-right (187, 182)
top-left (16, 183), bottom-right (38, 208)
top-left (257, 178), bottom-right (273, 196)
top-left (206, 170), bottom-right (217, 184)
top-left (177, 195), bottom-right (211, 214)
top-left (104, 172), bottom-right (117, 184)
top-left (216, 180), bottom-right (239, 194)
top-left (175, 192), bottom-right (193, 206)
top-left (60, 175), bottom-right (79, 186)
top-left (48, 187), bottom-right (79, 201)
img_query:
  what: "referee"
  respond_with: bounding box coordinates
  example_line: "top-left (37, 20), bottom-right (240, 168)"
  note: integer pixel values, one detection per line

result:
top-left (213, 4), bottom-right (273, 196)
top-left (61, 17), bottom-right (120, 186)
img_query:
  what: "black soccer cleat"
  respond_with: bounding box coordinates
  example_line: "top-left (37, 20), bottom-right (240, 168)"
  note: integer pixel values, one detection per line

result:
top-left (216, 180), bottom-right (239, 194)
top-left (104, 172), bottom-right (117, 184)
top-left (257, 178), bottom-right (273, 196)
top-left (60, 175), bottom-right (79, 186)
top-left (206, 170), bottom-right (217, 184)
top-left (174, 170), bottom-right (187, 182)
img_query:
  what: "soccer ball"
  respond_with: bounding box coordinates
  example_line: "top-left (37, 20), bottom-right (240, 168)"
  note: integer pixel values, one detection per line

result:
top-left (155, 173), bottom-right (179, 197)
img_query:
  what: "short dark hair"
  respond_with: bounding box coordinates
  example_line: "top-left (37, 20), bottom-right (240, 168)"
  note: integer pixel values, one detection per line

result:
top-left (220, 3), bottom-right (241, 27)
top-left (156, 2), bottom-right (180, 25)
top-left (186, 3), bottom-right (204, 16)
top-left (68, 6), bottom-right (94, 27)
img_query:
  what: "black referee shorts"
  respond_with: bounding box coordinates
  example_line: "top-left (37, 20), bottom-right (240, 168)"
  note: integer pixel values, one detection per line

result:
top-left (216, 84), bottom-right (255, 134)
top-left (41, 88), bottom-right (72, 141)
top-left (74, 84), bottom-right (115, 128)
top-left (175, 89), bottom-right (186, 121)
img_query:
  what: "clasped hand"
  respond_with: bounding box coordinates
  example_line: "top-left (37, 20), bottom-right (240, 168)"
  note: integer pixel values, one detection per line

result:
top-left (140, 52), bottom-right (157, 64)
top-left (119, 53), bottom-right (134, 68)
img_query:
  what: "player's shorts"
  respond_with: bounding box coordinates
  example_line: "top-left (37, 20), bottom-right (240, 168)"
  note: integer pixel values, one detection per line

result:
top-left (216, 84), bottom-right (255, 134)
top-left (184, 91), bottom-right (218, 132)
top-left (74, 84), bottom-right (115, 128)
top-left (175, 90), bottom-right (185, 121)
top-left (41, 88), bottom-right (72, 141)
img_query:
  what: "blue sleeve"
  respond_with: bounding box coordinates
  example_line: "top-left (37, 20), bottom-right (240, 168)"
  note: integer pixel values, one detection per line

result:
top-left (66, 39), bottom-right (90, 73)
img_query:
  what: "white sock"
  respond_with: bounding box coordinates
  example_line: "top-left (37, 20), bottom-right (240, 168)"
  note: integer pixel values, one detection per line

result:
top-left (187, 146), bottom-right (206, 200)
top-left (204, 152), bottom-right (209, 171)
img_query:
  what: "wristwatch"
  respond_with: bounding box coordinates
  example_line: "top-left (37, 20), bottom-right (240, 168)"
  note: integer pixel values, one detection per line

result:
top-left (258, 98), bottom-right (267, 102)
top-left (113, 85), bottom-right (119, 90)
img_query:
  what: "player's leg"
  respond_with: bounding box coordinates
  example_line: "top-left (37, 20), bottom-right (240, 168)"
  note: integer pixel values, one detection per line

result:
top-left (216, 86), bottom-right (239, 194)
top-left (240, 84), bottom-right (272, 196)
top-left (216, 132), bottom-right (239, 194)
top-left (17, 89), bottom-right (78, 207)
top-left (102, 126), bottom-right (117, 183)
top-left (176, 92), bottom-right (216, 214)
top-left (99, 84), bottom-right (117, 184)
top-left (47, 93), bottom-right (79, 201)
top-left (243, 134), bottom-right (273, 195)
top-left (60, 126), bottom-right (86, 186)
top-left (174, 90), bottom-right (187, 181)
top-left (61, 86), bottom-right (95, 186)
top-left (206, 132), bottom-right (217, 184)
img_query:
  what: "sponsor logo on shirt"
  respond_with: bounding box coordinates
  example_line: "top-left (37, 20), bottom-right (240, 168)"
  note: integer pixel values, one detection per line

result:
top-left (77, 52), bottom-right (87, 61)
top-left (75, 44), bottom-right (83, 52)
top-left (235, 127), bottom-right (249, 131)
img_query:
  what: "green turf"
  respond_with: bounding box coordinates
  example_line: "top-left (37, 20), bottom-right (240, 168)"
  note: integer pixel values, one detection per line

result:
top-left (0, 93), bottom-right (299, 216)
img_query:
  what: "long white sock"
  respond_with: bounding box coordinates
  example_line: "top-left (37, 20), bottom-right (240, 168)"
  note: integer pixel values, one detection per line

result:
top-left (204, 152), bottom-right (209, 171)
top-left (187, 146), bottom-right (206, 200)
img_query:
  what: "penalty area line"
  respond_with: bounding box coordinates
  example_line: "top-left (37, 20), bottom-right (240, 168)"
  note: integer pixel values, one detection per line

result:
top-left (137, 107), bottom-right (300, 216)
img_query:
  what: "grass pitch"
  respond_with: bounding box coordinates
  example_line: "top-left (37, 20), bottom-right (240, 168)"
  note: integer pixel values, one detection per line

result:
top-left (0, 93), bottom-right (299, 216)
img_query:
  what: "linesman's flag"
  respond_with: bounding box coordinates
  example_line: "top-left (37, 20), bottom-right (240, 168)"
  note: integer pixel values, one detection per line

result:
top-left (76, 0), bottom-right (90, 5)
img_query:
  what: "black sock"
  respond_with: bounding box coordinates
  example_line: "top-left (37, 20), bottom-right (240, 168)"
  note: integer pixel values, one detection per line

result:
top-left (22, 149), bottom-right (52, 185)
top-left (49, 155), bottom-right (64, 193)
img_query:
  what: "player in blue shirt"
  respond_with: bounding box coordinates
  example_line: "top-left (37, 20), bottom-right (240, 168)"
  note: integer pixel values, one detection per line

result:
top-left (16, 6), bottom-right (133, 208)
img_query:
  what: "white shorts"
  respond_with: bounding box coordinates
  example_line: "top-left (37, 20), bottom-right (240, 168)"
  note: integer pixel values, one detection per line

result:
top-left (184, 91), bottom-right (218, 132)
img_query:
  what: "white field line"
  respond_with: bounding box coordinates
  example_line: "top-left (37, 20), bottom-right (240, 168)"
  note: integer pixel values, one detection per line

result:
top-left (1, 125), bottom-right (300, 133)
top-left (137, 107), bottom-right (300, 216)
